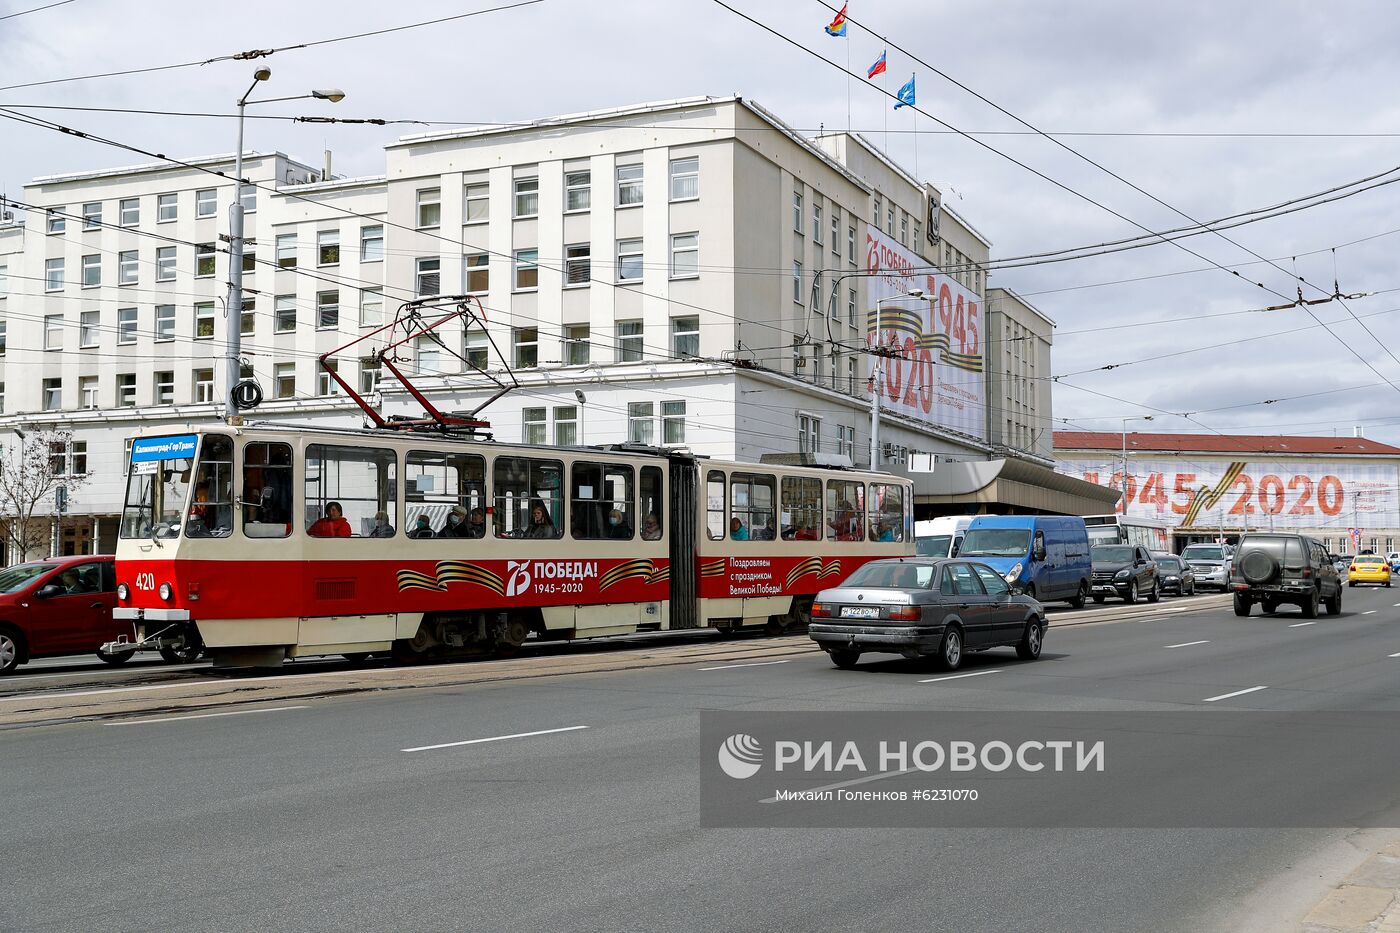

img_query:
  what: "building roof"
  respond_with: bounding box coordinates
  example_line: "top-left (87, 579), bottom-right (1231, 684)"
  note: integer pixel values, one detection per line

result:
top-left (1053, 431), bottom-right (1400, 456)
top-left (27, 151), bottom-right (311, 187)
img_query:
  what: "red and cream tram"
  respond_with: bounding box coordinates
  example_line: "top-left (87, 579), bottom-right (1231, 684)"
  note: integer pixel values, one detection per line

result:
top-left (112, 426), bottom-right (912, 668)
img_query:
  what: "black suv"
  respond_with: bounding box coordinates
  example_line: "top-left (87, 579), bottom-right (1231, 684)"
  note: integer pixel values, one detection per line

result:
top-left (1090, 544), bottom-right (1160, 604)
top-left (1230, 533), bottom-right (1341, 618)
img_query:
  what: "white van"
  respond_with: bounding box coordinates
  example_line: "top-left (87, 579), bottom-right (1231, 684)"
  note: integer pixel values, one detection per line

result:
top-left (914, 516), bottom-right (975, 558)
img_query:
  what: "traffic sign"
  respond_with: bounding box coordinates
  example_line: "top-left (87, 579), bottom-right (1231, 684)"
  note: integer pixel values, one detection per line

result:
top-left (230, 379), bottom-right (263, 411)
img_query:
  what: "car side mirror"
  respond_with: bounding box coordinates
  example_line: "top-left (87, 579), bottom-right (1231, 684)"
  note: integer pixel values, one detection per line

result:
top-left (36, 584), bottom-right (62, 599)
top-left (1032, 540), bottom-right (1046, 561)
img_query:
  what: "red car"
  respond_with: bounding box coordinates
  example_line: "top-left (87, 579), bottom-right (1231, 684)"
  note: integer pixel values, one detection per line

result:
top-left (0, 555), bottom-right (132, 673)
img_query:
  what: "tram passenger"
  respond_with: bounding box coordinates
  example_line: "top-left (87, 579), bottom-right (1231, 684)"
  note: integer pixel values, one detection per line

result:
top-left (308, 502), bottom-right (352, 538)
top-left (467, 508), bottom-right (486, 538)
top-left (438, 505), bottom-right (471, 538)
top-left (876, 517), bottom-right (897, 542)
top-left (729, 517), bottom-right (749, 541)
top-left (523, 499), bottom-right (556, 539)
top-left (793, 519), bottom-right (820, 541)
top-left (369, 511), bottom-right (395, 538)
top-left (607, 509), bottom-right (632, 539)
top-left (830, 501), bottom-right (861, 541)
top-left (640, 513), bottom-right (661, 541)
top-left (407, 514), bottom-right (435, 539)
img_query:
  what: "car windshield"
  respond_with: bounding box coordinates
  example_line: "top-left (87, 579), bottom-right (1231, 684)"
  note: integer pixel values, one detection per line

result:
top-left (1181, 545), bottom-right (1224, 561)
top-left (0, 563), bottom-right (51, 594)
top-left (959, 529), bottom-right (1031, 558)
top-left (1354, 556), bottom-right (1385, 565)
top-left (1092, 545), bottom-right (1134, 563)
top-left (839, 562), bottom-right (936, 589)
top-left (1155, 557), bottom-right (1179, 571)
top-left (915, 535), bottom-right (953, 558)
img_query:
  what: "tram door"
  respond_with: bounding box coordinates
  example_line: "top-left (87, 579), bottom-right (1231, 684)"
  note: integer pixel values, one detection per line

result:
top-left (668, 456), bottom-right (700, 629)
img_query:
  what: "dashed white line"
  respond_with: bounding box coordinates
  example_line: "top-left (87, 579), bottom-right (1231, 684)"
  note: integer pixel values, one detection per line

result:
top-left (698, 659), bottom-right (793, 672)
top-left (1203, 685), bottom-right (1268, 703)
top-left (107, 705), bottom-right (307, 725)
top-left (1289, 622), bottom-right (1317, 628)
top-left (918, 669), bottom-right (1003, 684)
top-left (1389, 652), bottom-right (1400, 659)
top-left (1164, 640), bottom-right (1210, 649)
top-left (402, 724), bottom-right (589, 753)
top-left (1363, 611), bottom-right (1378, 615)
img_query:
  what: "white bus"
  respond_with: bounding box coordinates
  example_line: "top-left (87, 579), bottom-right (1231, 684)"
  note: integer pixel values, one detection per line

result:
top-left (1083, 514), bottom-right (1174, 553)
top-left (914, 516), bottom-right (975, 558)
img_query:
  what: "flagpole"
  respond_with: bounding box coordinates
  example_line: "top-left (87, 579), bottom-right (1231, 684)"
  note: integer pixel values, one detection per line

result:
top-left (845, 31), bottom-right (851, 133)
top-left (882, 37), bottom-right (888, 156)
top-left (912, 73), bottom-right (919, 180)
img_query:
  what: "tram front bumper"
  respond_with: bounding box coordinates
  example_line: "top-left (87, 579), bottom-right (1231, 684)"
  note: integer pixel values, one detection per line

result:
top-left (113, 608), bottom-right (191, 622)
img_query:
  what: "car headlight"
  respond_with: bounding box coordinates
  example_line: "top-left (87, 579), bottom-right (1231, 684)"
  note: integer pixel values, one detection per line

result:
top-left (117, 583), bottom-right (129, 600)
top-left (1003, 562), bottom-right (1023, 583)
top-left (158, 582), bottom-right (173, 601)
top-left (1166, 575), bottom-right (1178, 581)
top-left (1115, 569), bottom-right (1130, 580)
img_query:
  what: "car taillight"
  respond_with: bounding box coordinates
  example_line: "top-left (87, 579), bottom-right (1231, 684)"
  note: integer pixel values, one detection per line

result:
top-left (1301, 568), bottom-right (1312, 579)
top-left (811, 602), bottom-right (833, 618)
top-left (886, 606), bottom-right (923, 621)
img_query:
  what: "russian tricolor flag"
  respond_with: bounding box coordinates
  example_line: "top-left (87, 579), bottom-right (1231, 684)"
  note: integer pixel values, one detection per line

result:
top-left (867, 50), bottom-right (887, 78)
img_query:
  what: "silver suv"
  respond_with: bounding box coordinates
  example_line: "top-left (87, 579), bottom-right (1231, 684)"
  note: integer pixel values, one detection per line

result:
top-left (1181, 543), bottom-right (1231, 591)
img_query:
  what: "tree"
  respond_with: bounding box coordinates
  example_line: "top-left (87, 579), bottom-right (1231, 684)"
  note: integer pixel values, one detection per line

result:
top-left (0, 430), bottom-right (90, 562)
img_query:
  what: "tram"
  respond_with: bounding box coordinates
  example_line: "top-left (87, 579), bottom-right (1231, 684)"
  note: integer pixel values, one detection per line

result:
top-left (111, 425), bottom-right (912, 668)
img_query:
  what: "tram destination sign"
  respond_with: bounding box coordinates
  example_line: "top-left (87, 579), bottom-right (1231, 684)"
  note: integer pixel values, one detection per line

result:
top-left (130, 434), bottom-right (198, 463)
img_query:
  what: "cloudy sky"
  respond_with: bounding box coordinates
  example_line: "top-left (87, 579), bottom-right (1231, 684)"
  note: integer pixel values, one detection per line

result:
top-left (4, 0), bottom-right (1400, 444)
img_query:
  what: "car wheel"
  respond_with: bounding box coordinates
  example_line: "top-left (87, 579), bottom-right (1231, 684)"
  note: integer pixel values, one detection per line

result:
top-left (1348, 580), bottom-right (1356, 588)
top-left (1015, 618), bottom-right (1044, 660)
top-left (1124, 580), bottom-right (1138, 605)
top-left (1147, 579), bottom-right (1161, 604)
top-left (1069, 583), bottom-right (1087, 610)
top-left (1092, 595), bottom-right (1106, 604)
top-left (97, 647), bottom-right (136, 666)
top-left (0, 626), bottom-right (22, 673)
top-left (935, 626), bottom-right (963, 672)
top-left (828, 648), bottom-right (861, 670)
top-left (1325, 588), bottom-right (1342, 616)
top-left (1300, 589), bottom-right (1319, 619)
top-left (1233, 593), bottom-right (1252, 617)
top-left (1188, 582), bottom-right (1196, 596)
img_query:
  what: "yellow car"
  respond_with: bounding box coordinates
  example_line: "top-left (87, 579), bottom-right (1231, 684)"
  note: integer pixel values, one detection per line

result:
top-left (1348, 555), bottom-right (1392, 587)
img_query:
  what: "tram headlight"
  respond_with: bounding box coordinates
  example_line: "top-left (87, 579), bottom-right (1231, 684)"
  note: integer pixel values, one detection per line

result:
top-left (158, 582), bottom-right (173, 602)
top-left (117, 583), bottom-right (129, 601)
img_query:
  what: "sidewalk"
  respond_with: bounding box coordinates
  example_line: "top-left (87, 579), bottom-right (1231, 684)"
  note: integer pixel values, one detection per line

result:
top-left (1301, 840), bottom-right (1400, 932)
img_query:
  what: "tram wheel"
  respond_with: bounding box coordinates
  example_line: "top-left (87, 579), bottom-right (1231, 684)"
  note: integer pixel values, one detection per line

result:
top-left (763, 615), bottom-right (787, 637)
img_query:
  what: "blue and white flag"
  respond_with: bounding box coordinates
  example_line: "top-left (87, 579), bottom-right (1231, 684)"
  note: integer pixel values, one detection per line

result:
top-left (893, 74), bottom-right (916, 109)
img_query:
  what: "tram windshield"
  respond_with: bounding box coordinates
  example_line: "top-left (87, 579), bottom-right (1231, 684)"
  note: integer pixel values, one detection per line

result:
top-left (120, 434), bottom-right (198, 539)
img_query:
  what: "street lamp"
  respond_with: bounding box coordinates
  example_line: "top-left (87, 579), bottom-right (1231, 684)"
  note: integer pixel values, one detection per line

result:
top-left (223, 69), bottom-right (345, 421)
top-left (1120, 415), bottom-right (1154, 515)
top-left (870, 288), bottom-right (925, 469)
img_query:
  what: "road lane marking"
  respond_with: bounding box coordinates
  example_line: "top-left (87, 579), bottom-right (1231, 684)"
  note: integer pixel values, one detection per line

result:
top-left (402, 724), bottom-right (589, 753)
top-left (1203, 686), bottom-right (1268, 703)
top-left (1364, 611), bottom-right (1378, 615)
top-left (918, 669), bottom-right (1003, 684)
top-left (0, 680), bottom-right (228, 703)
top-left (1289, 622), bottom-right (1316, 628)
top-left (698, 659), bottom-right (792, 672)
top-left (108, 705), bottom-right (308, 725)
top-left (1164, 640), bottom-right (1210, 648)
top-left (1149, 607), bottom-right (1190, 615)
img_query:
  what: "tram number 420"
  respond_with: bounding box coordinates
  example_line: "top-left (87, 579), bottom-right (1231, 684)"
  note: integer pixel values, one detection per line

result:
top-left (133, 572), bottom-right (157, 591)
top-left (1099, 472), bottom-right (1347, 517)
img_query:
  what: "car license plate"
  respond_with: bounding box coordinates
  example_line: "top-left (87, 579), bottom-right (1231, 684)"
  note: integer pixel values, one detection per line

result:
top-left (1093, 585), bottom-right (1116, 594)
top-left (840, 606), bottom-right (881, 619)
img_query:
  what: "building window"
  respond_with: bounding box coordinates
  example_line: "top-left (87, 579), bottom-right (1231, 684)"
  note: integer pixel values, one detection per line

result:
top-left (240, 184), bottom-right (256, 213)
top-left (554, 405), bottom-right (578, 446)
top-left (793, 190), bottom-right (803, 232)
top-left (848, 288), bottom-right (857, 328)
top-left (116, 373), bottom-right (136, 407)
top-left (887, 206), bottom-right (894, 235)
top-left (464, 183), bottom-right (488, 222)
top-left (831, 210), bottom-right (841, 256)
top-left (241, 299), bottom-right (255, 337)
top-left (196, 243), bottom-right (216, 277)
top-left (42, 377), bottom-right (62, 411)
top-left (618, 320), bottom-right (643, 362)
top-left (416, 257), bottom-right (440, 296)
top-left (670, 233), bottom-right (698, 279)
top-left (514, 249), bottom-right (538, 290)
top-left (565, 244), bottom-right (591, 286)
top-left (0, 264), bottom-right (6, 298)
top-left (566, 171), bottom-right (591, 211)
top-left (81, 254), bottom-right (101, 288)
top-left (628, 402), bottom-right (654, 444)
top-left (118, 250), bottom-right (138, 285)
top-left (79, 376), bottom-right (98, 409)
top-left (275, 295), bottom-right (297, 332)
top-left (416, 337), bottom-right (443, 375)
top-left (464, 331), bottom-right (488, 370)
top-left (671, 316), bottom-right (699, 359)
top-left (617, 163), bottom-right (644, 206)
top-left (155, 305), bottom-right (175, 342)
top-left (662, 401), bottom-right (685, 444)
top-left (416, 188), bottom-right (441, 229)
top-left (276, 234), bottom-right (296, 268)
top-left (513, 176), bottom-right (539, 218)
top-left (156, 246), bottom-right (176, 281)
top-left (154, 371), bottom-right (174, 405)
top-left (848, 226), bottom-right (856, 264)
top-left (119, 198), bottom-right (139, 226)
top-left (82, 202), bottom-right (102, 229)
top-left (465, 253), bottom-right (489, 293)
top-left (274, 363), bottom-right (296, 399)
top-left (193, 369), bottom-right (214, 404)
top-left (799, 414), bottom-right (822, 454)
top-left (522, 407), bottom-right (546, 445)
top-left (360, 289), bottom-right (383, 327)
top-left (514, 327), bottom-right (538, 368)
top-left (811, 343), bottom-right (824, 382)
top-left (79, 310), bottom-right (100, 348)
top-left (0, 320), bottom-right (5, 356)
top-left (47, 209), bottom-right (65, 234)
top-left (838, 425), bottom-right (855, 459)
top-left (565, 325), bottom-right (590, 365)
top-left (360, 224), bottom-right (384, 262)
top-left (811, 278), bottom-right (823, 316)
top-left (317, 359), bottom-right (340, 395)
top-left (792, 261), bottom-right (802, 303)
top-left (157, 193), bottom-right (177, 223)
top-left (118, 307), bottom-right (137, 344)
top-left (669, 157), bottom-right (698, 201)
top-left (814, 202), bottom-right (823, 244)
top-left (317, 290), bottom-right (339, 329)
top-left (195, 189), bottom-right (217, 218)
top-left (44, 314), bottom-right (63, 350)
top-left (617, 238), bottom-right (643, 281)
top-left (900, 213), bottom-right (908, 246)
top-left (317, 229), bottom-right (340, 266)
top-left (45, 257), bottom-right (64, 291)
top-left (359, 358), bottom-right (381, 394)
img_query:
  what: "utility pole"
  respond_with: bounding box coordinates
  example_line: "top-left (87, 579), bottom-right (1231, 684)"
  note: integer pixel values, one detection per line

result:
top-left (1120, 415), bottom-right (1153, 515)
top-left (869, 287), bottom-right (925, 470)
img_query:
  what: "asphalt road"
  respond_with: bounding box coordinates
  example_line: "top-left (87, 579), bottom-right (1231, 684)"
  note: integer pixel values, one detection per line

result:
top-left (4, 585), bottom-right (1400, 932)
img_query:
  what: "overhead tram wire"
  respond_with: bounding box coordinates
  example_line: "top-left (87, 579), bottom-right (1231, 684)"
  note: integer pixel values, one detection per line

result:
top-left (0, 0), bottom-right (78, 21)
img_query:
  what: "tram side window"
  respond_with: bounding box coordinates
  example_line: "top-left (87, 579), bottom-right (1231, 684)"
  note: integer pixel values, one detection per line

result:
top-left (186, 434), bottom-right (234, 538)
top-left (706, 470), bottom-right (726, 541)
top-left (242, 441), bottom-right (294, 539)
top-left (780, 476), bottom-right (822, 541)
top-left (826, 479), bottom-right (865, 541)
top-left (304, 444), bottom-right (397, 538)
top-left (494, 456), bottom-right (563, 539)
top-left (730, 473), bottom-right (776, 541)
top-left (868, 483), bottom-right (906, 543)
top-left (639, 466), bottom-right (663, 541)
top-left (571, 462), bottom-right (635, 540)
top-left (406, 450), bottom-right (486, 539)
